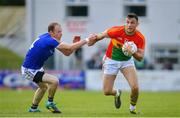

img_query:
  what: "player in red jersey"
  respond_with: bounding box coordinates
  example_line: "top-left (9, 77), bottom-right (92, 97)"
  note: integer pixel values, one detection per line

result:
top-left (88, 13), bottom-right (145, 114)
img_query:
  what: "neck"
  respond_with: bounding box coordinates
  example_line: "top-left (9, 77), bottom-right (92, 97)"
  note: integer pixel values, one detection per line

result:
top-left (51, 35), bottom-right (60, 42)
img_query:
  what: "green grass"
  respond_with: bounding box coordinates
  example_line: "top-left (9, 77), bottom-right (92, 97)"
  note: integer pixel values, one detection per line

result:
top-left (0, 46), bottom-right (23, 69)
top-left (0, 89), bottom-right (180, 117)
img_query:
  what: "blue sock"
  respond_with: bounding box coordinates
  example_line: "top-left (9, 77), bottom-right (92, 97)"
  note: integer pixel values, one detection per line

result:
top-left (31, 104), bottom-right (38, 109)
top-left (48, 97), bottom-right (53, 103)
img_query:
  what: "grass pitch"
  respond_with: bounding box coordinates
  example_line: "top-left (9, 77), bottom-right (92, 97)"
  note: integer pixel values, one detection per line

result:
top-left (0, 89), bottom-right (180, 117)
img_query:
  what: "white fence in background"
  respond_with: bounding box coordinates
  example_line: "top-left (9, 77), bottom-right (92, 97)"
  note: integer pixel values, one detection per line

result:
top-left (86, 70), bottom-right (180, 91)
top-left (1, 70), bottom-right (180, 91)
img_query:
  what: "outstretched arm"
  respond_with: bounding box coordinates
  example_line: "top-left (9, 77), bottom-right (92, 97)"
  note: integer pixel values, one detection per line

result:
top-left (87, 30), bottom-right (109, 46)
top-left (57, 47), bottom-right (73, 56)
top-left (56, 39), bottom-right (88, 56)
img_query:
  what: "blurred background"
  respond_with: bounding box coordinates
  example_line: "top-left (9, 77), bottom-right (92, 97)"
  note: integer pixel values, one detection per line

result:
top-left (0, 0), bottom-right (180, 91)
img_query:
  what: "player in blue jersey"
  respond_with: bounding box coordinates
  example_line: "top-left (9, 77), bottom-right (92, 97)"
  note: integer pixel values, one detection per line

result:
top-left (21, 22), bottom-right (89, 113)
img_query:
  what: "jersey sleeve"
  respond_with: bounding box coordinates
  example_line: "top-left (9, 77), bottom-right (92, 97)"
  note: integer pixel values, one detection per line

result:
top-left (48, 38), bottom-right (59, 48)
top-left (107, 26), bottom-right (120, 38)
top-left (136, 35), bottom-right (145, 50)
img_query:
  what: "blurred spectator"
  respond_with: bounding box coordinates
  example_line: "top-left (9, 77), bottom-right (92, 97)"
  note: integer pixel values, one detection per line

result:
top-left (75, 48), bottom-right (82, 60)
top-left (134, 58), bottom-right (147, 70)
top-left (86, 51), bottom-right (103, 69)
top-left (146, 63), bottom-right (155, 70)
top-left (162, 59), bottom-right (173, 70)
top-left (86, 55), bottom-right (96, 69)
top-left (73, 47), bottom-right (83, 70)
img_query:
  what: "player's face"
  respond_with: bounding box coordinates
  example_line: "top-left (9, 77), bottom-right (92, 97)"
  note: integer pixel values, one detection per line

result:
top-left (125, 18), bottom-right (138, 33)
top-left (53, 25), bottom-right (62, 40)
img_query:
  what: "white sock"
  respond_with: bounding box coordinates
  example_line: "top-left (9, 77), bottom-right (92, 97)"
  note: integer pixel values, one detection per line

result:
top-left (116, 89), bottom-right (120, 96)
top-left (130, 104), bottom-right (136, 111)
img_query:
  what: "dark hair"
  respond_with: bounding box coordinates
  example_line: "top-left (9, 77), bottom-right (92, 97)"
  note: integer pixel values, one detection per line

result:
top-left (127, 13), bottom-right (138, 21)
top-left (48, 22), bottom-right (60, 32)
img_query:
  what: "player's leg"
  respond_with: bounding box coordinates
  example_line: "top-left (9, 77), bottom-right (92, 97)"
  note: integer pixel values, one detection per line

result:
top-left (103, 74), bottom-right (116, 96)
top-left (103, 74), bottom-right (122, 109)
top-left (102, 57), bottom-right (122, 109)
top-left (121, 66), bottom-right (139, 114)
top-left (29, 83), bottom-right (48, 112)
top-left (42, 73), bottom-right (58, 99)
top-left (22, 69), bottom-right (47, 112)
top-left (42, 73), bottom-right (61, 113)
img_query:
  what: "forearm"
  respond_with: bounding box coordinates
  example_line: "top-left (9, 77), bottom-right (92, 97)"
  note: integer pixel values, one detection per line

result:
top-left (70, 39), bottom-right (87, 50)
top-left (133, 52), bottom-right (144, 61)
top-left (96, 33), bottom-right (106, 42)
top-left (57, 40), bottom-right (86, 56)
top-left (59, 49), bottom-right (73, 56)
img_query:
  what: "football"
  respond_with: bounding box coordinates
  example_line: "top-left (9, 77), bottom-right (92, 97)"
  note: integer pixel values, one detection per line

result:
top-left (122, 41), bottom-right (137, 56)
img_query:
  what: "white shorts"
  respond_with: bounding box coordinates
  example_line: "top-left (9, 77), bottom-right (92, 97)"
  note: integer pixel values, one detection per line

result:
top-left (21, 66), bottom-right (44, 81)
top-left (102, 56), bottom-right (135, 75)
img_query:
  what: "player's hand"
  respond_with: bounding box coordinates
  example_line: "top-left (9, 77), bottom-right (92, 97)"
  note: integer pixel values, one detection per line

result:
top-left (122, 42), bottom-right (137, 56)
top-left (123, 44), bottom-right (133, 55)
top-left (87, 34), bottom-right (97, 46)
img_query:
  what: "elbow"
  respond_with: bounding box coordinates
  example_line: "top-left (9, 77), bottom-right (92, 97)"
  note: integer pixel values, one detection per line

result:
top-left (136, 56), bottom-right (144, 61)
top-left (64, 53), bottom-right (71, 56)
top-left (64, 50), bottom-right (73, 56)
top-left (133, 52), bottom-right (144, 61)
top-left (137, 57), bottom-right (143, 61)
top-left (133, 54), bottom-right (143, 61)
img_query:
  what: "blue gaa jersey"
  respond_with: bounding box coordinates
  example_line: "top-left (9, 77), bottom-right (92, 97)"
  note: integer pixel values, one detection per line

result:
top-left (22, 33), bottom-right (59, 69)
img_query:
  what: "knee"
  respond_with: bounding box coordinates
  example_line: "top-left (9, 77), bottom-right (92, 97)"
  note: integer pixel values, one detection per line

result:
top-left (41, 85), bottom-right (48, 92)
top-left (52, 79), bottom-right (59, 86)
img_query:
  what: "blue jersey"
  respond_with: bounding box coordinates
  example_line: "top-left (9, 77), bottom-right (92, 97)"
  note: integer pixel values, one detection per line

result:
top-left (22, 33), bottom-right (59, 69)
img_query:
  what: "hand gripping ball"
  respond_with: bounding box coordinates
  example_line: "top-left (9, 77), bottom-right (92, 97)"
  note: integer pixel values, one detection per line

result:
top-left (122, 41), bottom-right (137, 56)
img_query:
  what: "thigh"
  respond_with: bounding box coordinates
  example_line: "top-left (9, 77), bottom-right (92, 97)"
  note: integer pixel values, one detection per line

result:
top-left (42, 73), bottom-right (58, 84)
top-left (103, 57), bottom-right (120, 75)
top-left (103, 74), bottom-right (117, 90)
top-left (121, 66), bottom-right (138, 88)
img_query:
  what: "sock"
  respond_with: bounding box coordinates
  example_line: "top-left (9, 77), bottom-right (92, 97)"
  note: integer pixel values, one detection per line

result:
top-left (31, 104), bottom-right (38, 109)
top-left (116, 89), bottom-right (120, 97)
top-left (48, 97), bottom-right (54, 103)
top-left (130, 104), bottom-right (136, 111)
top-left (130, 101), bottom-right (136, 106)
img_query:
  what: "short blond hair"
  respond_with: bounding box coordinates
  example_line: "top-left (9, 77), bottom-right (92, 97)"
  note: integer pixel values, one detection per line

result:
top-left (48, 22), bottom-right (60, 32)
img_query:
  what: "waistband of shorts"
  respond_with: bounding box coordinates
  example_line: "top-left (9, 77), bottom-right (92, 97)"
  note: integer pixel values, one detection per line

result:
top-left (104, 55), bottom-right (133, 62)
top-left (21, 66), bottom-right (43, 71)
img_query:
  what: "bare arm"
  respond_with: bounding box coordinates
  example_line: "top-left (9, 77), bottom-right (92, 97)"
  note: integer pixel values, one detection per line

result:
top-left (96, 30), bottom-right (109, 41)
top-left (56, 39), bottom-right (87, 56)
top-left (133, 49), bottom-right (144, 61)
top-left (57, 48), bottom-right (73, 56)
top-left (87, 30), bottom-right (109, 46)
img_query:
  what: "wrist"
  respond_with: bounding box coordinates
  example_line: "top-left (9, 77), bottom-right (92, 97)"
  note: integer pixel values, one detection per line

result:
top-left (97, 33), bottom-right (104, 41)
top-left (85, 38), bottom-right (89, 43)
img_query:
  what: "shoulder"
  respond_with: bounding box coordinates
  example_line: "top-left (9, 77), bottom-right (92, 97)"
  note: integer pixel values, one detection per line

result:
top-left (108, 26), bottom-right (124, 32)
top-left (38, 33), bottom-right (50, 39)
top-left (40, 33), bottom-right (57, 43)
top-left (48, 38), bottom-right (59, 47)
top-left (135, 30), bottom-right (145, 41)
top-left (39, 33), bottom-right (59, 47)
top-left (107, 26), bottom-right (124, 37)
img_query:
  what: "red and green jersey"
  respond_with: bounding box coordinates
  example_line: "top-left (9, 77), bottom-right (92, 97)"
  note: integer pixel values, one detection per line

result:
top-left (106, 26), bottom-right (145, 61)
